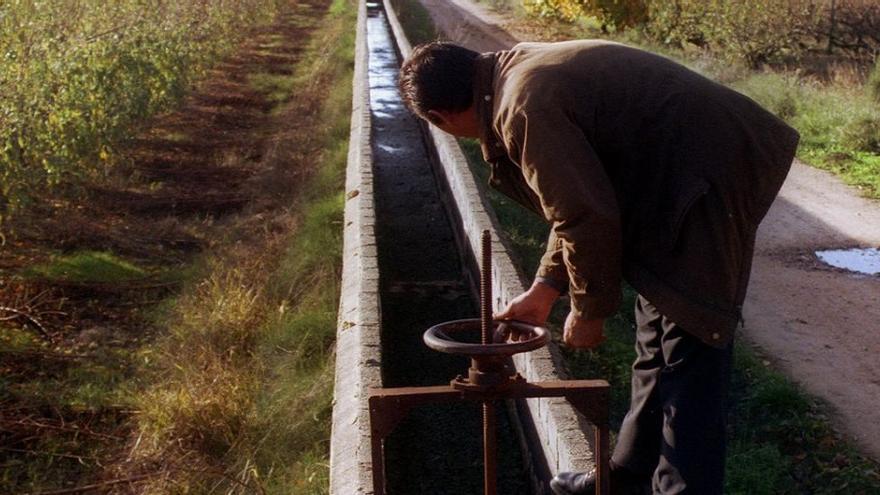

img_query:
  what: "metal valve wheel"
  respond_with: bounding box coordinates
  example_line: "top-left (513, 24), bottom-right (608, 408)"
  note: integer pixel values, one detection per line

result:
top-left (423, 318), bottom-right (549, 358)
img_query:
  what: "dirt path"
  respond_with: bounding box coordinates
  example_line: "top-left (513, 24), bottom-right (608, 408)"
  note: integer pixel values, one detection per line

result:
top-left (411, 0), bottom-right (880, 460)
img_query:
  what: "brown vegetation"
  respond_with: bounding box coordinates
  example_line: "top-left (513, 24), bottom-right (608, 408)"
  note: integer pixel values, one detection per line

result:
top-left (820, 0), bottom-right (880, 58)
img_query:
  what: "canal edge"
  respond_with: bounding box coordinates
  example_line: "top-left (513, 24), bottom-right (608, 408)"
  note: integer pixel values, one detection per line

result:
top-left (329, 0), bottom-right (383, 493)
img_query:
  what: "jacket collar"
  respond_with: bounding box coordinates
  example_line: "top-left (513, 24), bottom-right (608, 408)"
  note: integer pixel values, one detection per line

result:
top-left (473, 52), bottom-right (507, 162)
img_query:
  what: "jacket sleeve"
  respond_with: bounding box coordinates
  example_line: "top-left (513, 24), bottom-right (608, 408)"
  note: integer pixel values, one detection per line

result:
top-left (485, 158), bottom-right (569, 293)
top-left (500, 107), bottom-right (623, 320)
top-left (535, 228), bottom-right (568, 293)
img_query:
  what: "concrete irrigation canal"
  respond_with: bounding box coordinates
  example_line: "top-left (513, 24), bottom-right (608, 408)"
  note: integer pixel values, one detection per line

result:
top-left (366, 5), bottom-right (530, 494)
top-left (329, 2), bottom-right (607, 493)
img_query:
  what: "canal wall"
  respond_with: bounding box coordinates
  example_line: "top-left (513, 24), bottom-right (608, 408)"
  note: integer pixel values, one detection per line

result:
top-left (329, 1), bottom-right (383, 493)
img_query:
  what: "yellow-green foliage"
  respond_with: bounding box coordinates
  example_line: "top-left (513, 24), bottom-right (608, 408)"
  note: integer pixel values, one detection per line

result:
top-left (647, 0), bottom-right (821, 68)
top-left (525, 1), bottom-right (821, 66)
top-left (523, 0), bottom-right (647, 28)
top-left (0, 0), bottom-right (282, 218)
top-left (522, 0), bottom-right (585, 21)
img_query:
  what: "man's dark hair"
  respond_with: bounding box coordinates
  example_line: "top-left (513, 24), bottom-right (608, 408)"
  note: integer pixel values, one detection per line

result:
top-left (399, 42), bottom-right (479, 123)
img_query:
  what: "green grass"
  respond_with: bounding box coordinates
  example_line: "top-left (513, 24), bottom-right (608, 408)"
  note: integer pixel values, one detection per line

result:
top-left (251, 193), bottom-right (344, 494)
top-left (730, 73), bottom-right (880, 198)
top-left (0, 323), bottom-right (139, 492)
top-left (249, 71), bottom-right (298, 106)
top-left (0, 326), bottom-right (135, 409)
top-left (723, 346), bottom-right (880, 494)
top-left (25, 250), bottom-right (147, 283)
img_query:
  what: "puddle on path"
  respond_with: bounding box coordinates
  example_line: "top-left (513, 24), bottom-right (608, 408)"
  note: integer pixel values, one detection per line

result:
top-left (815, 248), bottom-right (880, 276)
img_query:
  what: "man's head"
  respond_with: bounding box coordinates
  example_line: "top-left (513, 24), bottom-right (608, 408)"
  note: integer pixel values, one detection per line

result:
top-left (399, 42), bottom-right (481, 138)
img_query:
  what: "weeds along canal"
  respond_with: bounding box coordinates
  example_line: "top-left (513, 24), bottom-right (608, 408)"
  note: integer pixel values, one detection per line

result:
top-left (366, 6), bottom-right (531, 494)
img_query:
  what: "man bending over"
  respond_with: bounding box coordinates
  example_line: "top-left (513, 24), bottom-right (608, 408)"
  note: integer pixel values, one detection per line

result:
top-left (398, 40), bottom-right (798, 495)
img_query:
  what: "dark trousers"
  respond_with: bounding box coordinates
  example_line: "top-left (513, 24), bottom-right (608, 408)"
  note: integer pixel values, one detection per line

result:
top-left (611, 295), bottom-right (734, 494)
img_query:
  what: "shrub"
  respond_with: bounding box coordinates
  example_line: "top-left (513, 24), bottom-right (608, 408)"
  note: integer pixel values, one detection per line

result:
top-left (731, 73), bottom-right (802, 121)
top-left (646, 0), bottom-right (712, 48)
top-left (0, 0), bottom-right (281, 221)
top-left (841, 114), bottom-right (880, 153)
top-left (523, 0), bottom-right (648, 29)
top-left (523, 0), bottom-right (583, 21)
top-left (869, 57), bottom-right (880, 103)
top-left (646, 1), bottom-right (821, 68)
top-left (818, 0), bottom-right (880, 58)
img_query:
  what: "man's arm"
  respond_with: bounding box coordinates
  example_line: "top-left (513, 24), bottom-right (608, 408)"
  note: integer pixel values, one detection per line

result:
top-left (501, 106), bottom-right (623, 322)
top-left (535, 228), bottom-right (568, 294)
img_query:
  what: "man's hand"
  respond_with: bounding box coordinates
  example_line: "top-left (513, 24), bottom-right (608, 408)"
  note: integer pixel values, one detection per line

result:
top-left (494, 280), bottom-right (560, 326)
top-left (563, 313), bottom-right (606, 349)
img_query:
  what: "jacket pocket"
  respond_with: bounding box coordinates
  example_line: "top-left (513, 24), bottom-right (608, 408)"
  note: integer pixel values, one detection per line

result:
top-left (664, 177), bottom-right (711, 252)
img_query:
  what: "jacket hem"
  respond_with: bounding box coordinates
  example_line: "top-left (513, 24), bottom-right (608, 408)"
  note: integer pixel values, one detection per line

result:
top-left (624, 264), bottom-right (738, 349)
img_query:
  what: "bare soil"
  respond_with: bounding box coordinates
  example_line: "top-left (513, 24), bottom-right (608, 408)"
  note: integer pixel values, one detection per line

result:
top-left (0, 0), bottom-right (329, 491)
top-left (413, 0), bottom-right (880, 461)
top-left (747, 162), bottom-right (880, 461)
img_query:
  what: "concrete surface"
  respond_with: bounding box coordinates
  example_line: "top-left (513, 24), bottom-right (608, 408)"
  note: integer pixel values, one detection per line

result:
top-left (329, 2), bottom-right (383, 493)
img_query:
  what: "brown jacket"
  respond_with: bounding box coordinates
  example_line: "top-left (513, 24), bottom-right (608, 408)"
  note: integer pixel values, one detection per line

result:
top-left (474, 40), bottom-right (799, 347)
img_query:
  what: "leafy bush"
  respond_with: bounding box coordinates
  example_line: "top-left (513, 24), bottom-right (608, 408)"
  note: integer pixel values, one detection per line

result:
top-left (869, 57), bottom-right (880, 103)
top-left (818, 0), bottom-right (880, 58)
top-left (523, 0), bottom-right (647, 29)
top-left (523, 0), bottom-right (588, 21)
top-left (0, 0), bottom-right (282, 220)
top-left (841, 114), bottom-right (880, 153)
top-left (647, 0), bottom-right (821, 68)
top-left (645, 0), bottom-right (711, 47)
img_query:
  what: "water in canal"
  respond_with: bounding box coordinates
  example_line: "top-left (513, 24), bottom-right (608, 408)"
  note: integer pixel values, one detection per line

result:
top-left (366, 5), bottom-right (530, 494)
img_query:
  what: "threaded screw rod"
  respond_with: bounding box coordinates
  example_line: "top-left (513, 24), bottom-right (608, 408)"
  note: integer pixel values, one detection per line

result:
top-left (480, 230), bottom-right (492, 345)
top-left (479, 230), bottom-right (497, 495)
top-left (483, 401), bottom-right (497, 495)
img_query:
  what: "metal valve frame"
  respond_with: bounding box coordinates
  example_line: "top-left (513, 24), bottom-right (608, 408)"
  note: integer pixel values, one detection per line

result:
top-left (368, 232), bottom-right (610, 495)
